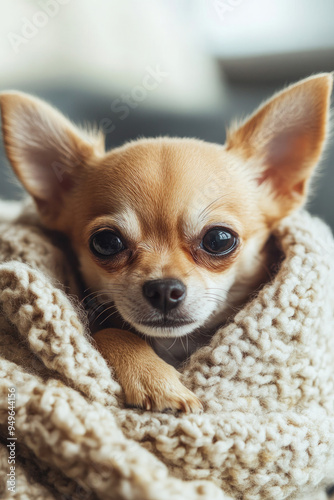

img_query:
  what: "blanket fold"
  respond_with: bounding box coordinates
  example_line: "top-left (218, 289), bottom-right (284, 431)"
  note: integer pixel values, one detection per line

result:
top-left (0, 201), bottom-right (333, 500)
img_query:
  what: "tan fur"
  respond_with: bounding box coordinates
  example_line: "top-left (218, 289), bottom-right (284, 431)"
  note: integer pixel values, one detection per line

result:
top-left (94, 329), bottom-right (202, 411)
top-left (1, 73), bottom-right (332, 412)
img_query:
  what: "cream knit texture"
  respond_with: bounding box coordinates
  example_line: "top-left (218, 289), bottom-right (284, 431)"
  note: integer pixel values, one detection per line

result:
top-left (0, 199), bottom-right (333, 500)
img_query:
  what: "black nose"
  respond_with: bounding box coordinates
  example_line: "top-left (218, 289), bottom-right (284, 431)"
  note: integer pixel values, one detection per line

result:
top-left (142, 279), bottom-right (186, 312)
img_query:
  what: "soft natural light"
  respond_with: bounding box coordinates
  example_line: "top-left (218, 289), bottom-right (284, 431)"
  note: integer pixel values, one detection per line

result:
top-left (193, 0), bottom-right (334, 57)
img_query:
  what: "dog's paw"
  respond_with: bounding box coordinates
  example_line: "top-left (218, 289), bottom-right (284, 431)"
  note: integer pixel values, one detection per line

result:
top-left (123, 363), bottom-right (202, 413)
top-left (93, 328), bottom-right (202, 413)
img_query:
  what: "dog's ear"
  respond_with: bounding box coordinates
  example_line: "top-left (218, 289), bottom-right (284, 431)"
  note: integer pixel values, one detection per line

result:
top-left (226, 73), bottom-right (333, 221)
top-left (0, 92), bottom-right (104, 224)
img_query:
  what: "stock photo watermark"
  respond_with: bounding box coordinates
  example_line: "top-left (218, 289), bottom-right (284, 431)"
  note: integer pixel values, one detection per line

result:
top-left (8, 0), bottom-right (71, 53)
top-left (211, 0), bottom-right (245, 21)
top-left (190, 170), bottom-right (233, 215)
top-left (51, 64), bottom-right (169, 183)
top-left (7, 386), bottom-right (17, 493)
top-left (98, 65), bottom-right (170, 134)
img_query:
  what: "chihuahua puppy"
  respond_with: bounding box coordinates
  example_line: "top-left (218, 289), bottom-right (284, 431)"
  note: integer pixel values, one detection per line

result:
top-left (1, 73), bottom-right (332, 412)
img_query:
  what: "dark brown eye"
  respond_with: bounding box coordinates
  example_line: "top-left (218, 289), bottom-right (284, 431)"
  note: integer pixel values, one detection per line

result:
top-left (201, 228), bottom-right (237, 255)
top-left (90, 230), bottom-right (125, 258)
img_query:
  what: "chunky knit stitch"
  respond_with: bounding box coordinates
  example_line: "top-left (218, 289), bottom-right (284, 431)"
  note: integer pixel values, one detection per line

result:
top-left (0, 199), bottom-right (333, 500)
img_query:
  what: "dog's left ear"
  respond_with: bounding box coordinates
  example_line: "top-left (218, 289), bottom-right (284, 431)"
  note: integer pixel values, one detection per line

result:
top-left (226, 73), bottom-right (333, 220)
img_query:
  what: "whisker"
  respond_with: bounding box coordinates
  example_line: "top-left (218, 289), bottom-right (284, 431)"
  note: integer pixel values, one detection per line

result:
top-left (204, 293), bottom-right (240, 312)
top-left (152, 337), bottom-right (167, 350)
top-left (205, 286), bottom-right (230, 294)
top-left (87, 302), bottom-right (105, 319)
top-left (198, 192), bottom-right (230, 221)
top-left (166, 337), bottom-right (178, 351)
top-left (184, 266), bottom-right (196, 278)
top-left (204, 292), bottom-right (226, 302)
top-left (204, 287), bottom-right (241, 309)
top-left (81, 287), bottom-right (123, 302)
top-left (85, 291), bottom-right (123, 305)
top-left (180, 336), bottom-right (186, 354)
top-left (92, 303), bottom-right (117, 325)
top-left (100, 309), bottom-right (120, 325)
top-left (251, 254), bottom-right (273, 280)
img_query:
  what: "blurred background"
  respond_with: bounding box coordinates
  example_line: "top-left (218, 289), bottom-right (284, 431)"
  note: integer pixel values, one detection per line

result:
top-left (0, 0), bottom-right (334, 228)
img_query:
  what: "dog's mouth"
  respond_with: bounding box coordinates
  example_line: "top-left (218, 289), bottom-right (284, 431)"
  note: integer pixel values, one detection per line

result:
top-left (130, 312), bottom-right (199, 338)
top-left (136, 318), bottom-right (194, 328)
top-left (87, 297), bottom-right (196, 336)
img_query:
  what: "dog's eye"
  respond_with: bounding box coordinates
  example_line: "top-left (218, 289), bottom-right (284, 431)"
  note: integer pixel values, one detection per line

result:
top-left (90, 230), bottom-right (125, 258)
top-left (201, 228), bottom-right (237, 255)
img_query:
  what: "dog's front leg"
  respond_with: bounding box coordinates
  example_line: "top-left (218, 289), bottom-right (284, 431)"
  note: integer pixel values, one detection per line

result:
top-left (93, 329), bottom-right (202, 412)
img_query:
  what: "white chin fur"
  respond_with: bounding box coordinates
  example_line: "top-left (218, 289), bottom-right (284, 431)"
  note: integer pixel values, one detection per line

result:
top-left (131, 321), bottom-right (199, 338)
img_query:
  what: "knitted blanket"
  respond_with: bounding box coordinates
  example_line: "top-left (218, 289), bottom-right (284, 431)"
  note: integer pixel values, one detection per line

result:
top-left (0, 199), bottom-right (333, 500)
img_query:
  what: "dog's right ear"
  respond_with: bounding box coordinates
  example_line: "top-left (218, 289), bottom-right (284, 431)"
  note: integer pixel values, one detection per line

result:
top-left (0, 92), bottom-right (104, 225)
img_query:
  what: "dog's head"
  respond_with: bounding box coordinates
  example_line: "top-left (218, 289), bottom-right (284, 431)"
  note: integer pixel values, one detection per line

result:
top-left (1, 74), bottom-right (332, 337)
